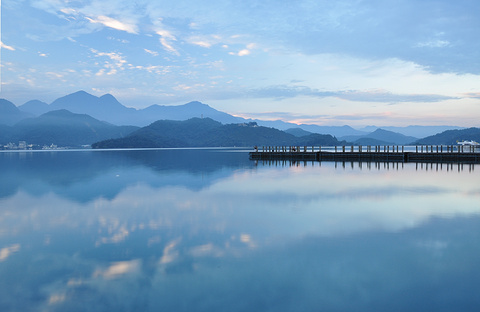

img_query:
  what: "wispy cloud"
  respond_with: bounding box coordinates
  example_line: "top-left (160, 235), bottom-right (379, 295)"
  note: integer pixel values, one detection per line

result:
top-left (155, 28), bottom-right (179, 55)
top-left (86, 15), bottom-right (138, 34)
top-left (0, 41), bottom-right (15, 51)
top-left (144, 49), bottom-right (159, 56)
top-left (463, 92), bottom-right (480, 99)
top-left (336, 89), bottom-right (458, 103)
top-left (416, 40), bottom-right (451, 48)
top-left (247, 85), bottom-right (458, 103)
top-left (186, 34), bottom-right (223, 48)
top-left (132, 64), bottom-right (172, 75)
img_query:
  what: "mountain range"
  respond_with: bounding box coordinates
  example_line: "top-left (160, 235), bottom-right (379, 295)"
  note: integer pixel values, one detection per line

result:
top-left (3, 90), bottom-right (464, 138)
top-left (0, 90), bottom-right (476, 148)
top-left (339, 129), bottom-right (418, 145)
top-left (18, 91), bottom-right (244, 128)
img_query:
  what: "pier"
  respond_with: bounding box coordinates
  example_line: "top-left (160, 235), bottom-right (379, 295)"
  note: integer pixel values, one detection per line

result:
top-left (249, 145), bottom-right (480, 164)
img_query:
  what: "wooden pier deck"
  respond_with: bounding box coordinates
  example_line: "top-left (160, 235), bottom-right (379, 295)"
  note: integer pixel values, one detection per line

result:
top-left (249, 145), bottom-right (480, 164)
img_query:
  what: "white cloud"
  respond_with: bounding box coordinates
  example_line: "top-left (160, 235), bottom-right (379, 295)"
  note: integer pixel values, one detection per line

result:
top-left (232, 43), bottom-right (256, 56)
top-left (86, 15), bottom-right (138, 34)
top-left (191, 40), bottom-right (213, 48)
top-left (154, 28), bottom-right (179, 55)
top-left (91, 49), bottom-right (127, 66)
top-left (1, 41), bottom-right (15, 51)
top-left (90, 49), bottom-right (128, 76)
top-left (187, 34), bottom-right (223, 48)
top-left (155, 29), bottom-right (175, 40)
top-left (60, 8), bottom-right (78, 15)
top-left (237, 49), bottom-right (251, 56)
top-left (144, 49), bottom-right (159, 56)
top-left (159, 38), bottom-right (178, 55)
top-left (133, 64), bottom-right (171, 75)
top-left (416, 40), bottom-right (451, 48)
top-left (46, 72), bottom-right (64, 79)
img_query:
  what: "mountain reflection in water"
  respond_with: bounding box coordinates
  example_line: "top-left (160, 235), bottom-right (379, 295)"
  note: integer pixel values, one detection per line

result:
top-left (0, 149), bottom-right (479, 311)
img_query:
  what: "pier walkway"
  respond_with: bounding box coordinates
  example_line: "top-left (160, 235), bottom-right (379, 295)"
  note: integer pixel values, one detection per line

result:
top-left (249, 145), bottom-right (480, 163)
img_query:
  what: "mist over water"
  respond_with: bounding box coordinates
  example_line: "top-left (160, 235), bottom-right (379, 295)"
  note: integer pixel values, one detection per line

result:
top-left (1, 149), bottom-right (479, 311)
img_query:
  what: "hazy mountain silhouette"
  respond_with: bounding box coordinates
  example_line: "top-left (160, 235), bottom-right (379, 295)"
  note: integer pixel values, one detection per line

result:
top-left (1, 90), bottom-right (466, 138)
top-left (0, 124), bottom-right (13, 143)
top-left (0, 99), bottom-right (32, 126)
top-left (16, 91), bottom-right (243, 127)
top-left (341, 128), bottom-right (418, 145)
top-left (133, 101), bottom-right (245, 126)
top-left (285, 128), bottom-right (313, 137)
top-left (18, 99), bottom-right (50, 116)
top-left (297, 124), bottom-right (367, 137)
top-left (358, 125), bottom-right (465, 138)
top-left (8, 110), bottom-right (138, 146)
top-left (48, 91), bottom-right (137, 123)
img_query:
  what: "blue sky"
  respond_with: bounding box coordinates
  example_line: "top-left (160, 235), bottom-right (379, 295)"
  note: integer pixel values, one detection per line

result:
top-left (1, 0), bottom-right (480, 127)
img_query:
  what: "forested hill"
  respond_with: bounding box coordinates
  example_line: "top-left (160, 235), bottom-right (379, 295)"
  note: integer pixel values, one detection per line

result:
top-left (413, 127), bottom-right (480, 145)
top-left (92, 118), bottom-right (344, 148)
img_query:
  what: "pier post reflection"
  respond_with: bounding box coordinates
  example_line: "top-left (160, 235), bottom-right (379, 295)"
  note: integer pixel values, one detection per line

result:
top-left (256, 159), bottom-right (476, 172)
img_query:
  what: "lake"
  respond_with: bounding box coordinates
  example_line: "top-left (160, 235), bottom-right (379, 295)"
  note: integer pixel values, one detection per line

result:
top-left (1, 148), bottom-right (479, 311)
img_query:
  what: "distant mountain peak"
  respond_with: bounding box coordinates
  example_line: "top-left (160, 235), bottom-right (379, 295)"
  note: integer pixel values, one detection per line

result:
top-left (73, 90), bottom-right (90, 96)
top-left (22, 99), bottom-right (48, 106)
top-left (184, 101), bottom-right (208, 107)
top-left (0, 99), bottom-right (32, 126)
top-left (99, 93), bottom-right (116, 100)
top-left (0, 99), bottom-right (18, 113)
top-left (98, 93), bottom-right (126, 107)
top-left (52, 90), bottom-right (97, 104)
top-left (41, 109), bottom-right (88, 119)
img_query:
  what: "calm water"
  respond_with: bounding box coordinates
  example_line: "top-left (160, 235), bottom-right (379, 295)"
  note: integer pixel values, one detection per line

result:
top-left (1, 149), bottom-right (480, 311)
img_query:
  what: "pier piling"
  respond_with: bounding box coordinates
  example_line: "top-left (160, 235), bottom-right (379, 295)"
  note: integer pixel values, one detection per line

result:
top-left (250, 145), bottom-right (480, 163)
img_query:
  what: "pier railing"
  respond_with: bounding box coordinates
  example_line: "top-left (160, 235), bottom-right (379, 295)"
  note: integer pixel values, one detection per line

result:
top-left (258, 145), bottom-right (478, 153)
top-left (251, 145), bottom-right (480, 163)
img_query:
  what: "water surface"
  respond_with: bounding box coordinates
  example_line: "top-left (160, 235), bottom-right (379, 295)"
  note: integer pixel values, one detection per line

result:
top-left (1, 149), bottom-right (479, 311)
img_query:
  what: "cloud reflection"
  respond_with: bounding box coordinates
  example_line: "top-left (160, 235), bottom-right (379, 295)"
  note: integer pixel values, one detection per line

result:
top-left (0, 244), bottom-right (20, 261)
top-left (1, 151), bottom-right (480, 311)
top-left (94, 260), bottom-right (141, 280)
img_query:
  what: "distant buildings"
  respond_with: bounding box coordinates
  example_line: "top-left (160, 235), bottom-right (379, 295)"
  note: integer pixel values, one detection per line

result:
top-left (1, 141), bottom-right (89, 150)
top-left (1, 141), bottom-right (58, 150)
top-left (42, 144), bottom-right (59, 150)
top-left (2, 141), bottom-right (36, 150)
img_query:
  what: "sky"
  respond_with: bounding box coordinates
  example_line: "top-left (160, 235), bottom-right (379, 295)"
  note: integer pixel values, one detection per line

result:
top-left (1, 0), bottom-right (480, 127)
